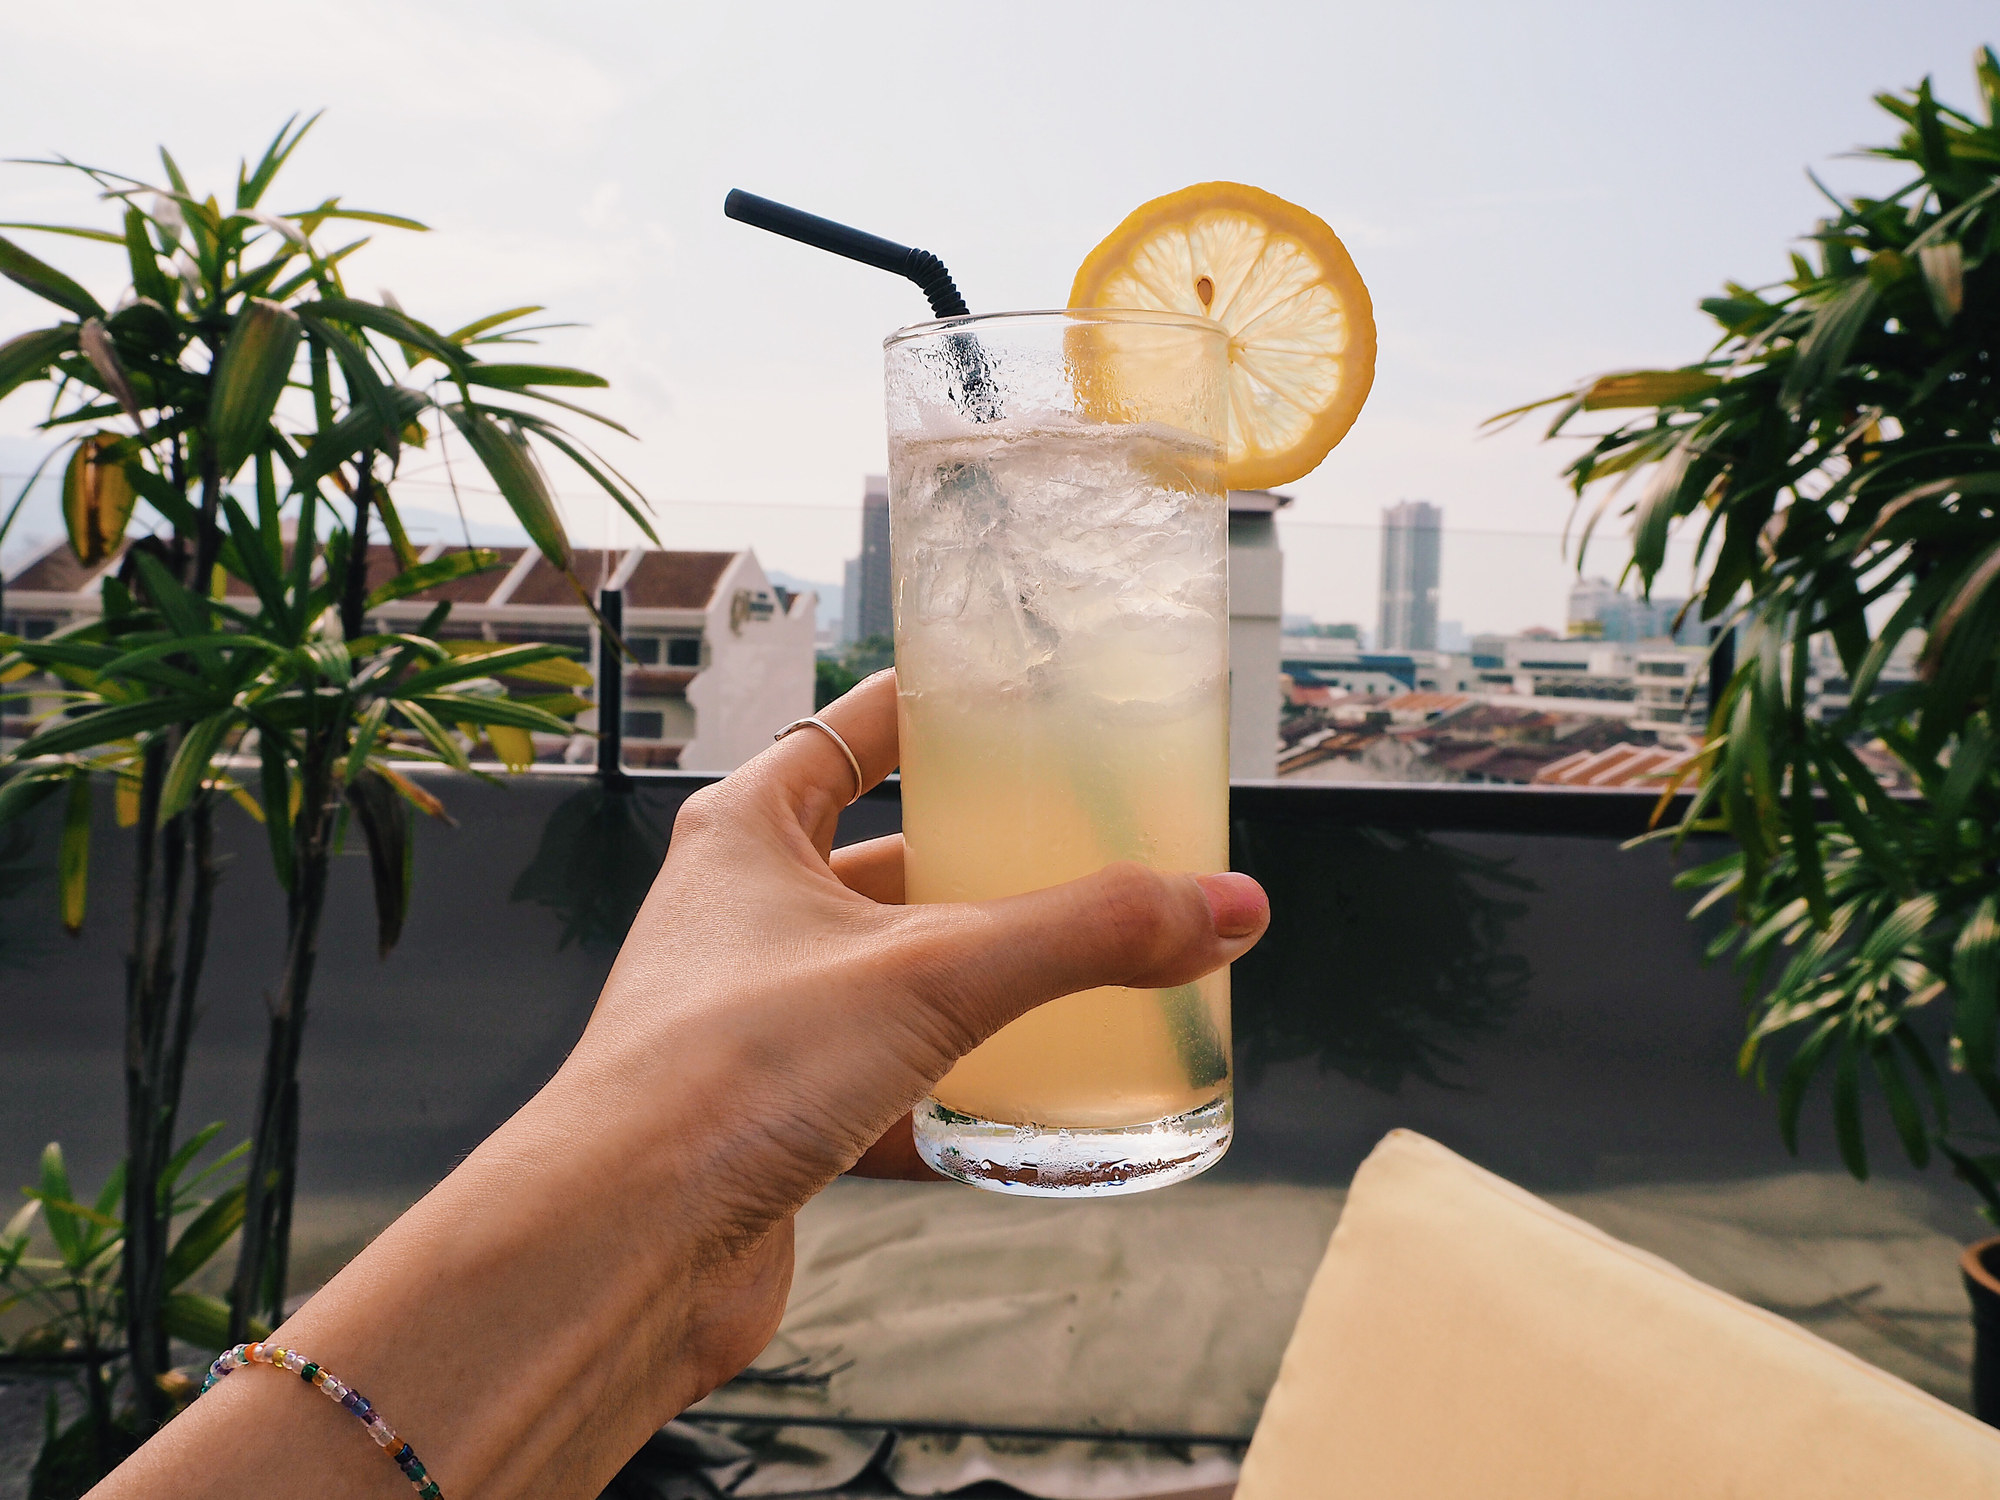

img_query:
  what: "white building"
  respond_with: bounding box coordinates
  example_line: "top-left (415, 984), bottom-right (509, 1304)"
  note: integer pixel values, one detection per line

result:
top-left (1632, 648), bottom-right (1709, 740)
top-left (3, 539), bottom-right (816, 773)
top-left (1228, 489), bottom-right (1290, 779)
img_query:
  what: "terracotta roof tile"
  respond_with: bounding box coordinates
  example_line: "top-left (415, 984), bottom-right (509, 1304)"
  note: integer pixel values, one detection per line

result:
top-left (410, 546), bottom-right (527, 604)
top-left (506, 549), bottom-right (625, 607)
top-left (623, 550), bottom-right (734, 610)
top-left (7, 542), bottom-right (102, 594)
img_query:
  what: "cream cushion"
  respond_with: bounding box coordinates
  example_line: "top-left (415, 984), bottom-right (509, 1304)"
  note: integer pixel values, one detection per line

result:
top-left (1237, 1129), bottom-right (2000, 1499)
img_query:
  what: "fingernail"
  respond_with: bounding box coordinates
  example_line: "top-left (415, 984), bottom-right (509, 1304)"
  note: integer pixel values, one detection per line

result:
top-left (1197, 872), bottom-right (1267, 939)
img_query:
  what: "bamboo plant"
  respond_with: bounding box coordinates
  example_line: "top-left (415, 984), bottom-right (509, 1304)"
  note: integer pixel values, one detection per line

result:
top-left (1499, 51), bottom-right (2000, 1211)
top-left (0, 1132), bottom-right (246, 1489)
top-left (0, 114), bottom-right (656, 1426)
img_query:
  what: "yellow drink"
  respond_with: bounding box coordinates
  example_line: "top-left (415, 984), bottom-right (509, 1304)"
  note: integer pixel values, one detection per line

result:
top-left (884, 310), bottom-right (1234, 1197)
top-left (901, 680), bottom-right (1230, 1127)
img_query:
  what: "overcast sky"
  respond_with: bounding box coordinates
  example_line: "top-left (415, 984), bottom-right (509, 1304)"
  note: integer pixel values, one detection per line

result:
top-left (2, 2), bottom-right (1993, 633)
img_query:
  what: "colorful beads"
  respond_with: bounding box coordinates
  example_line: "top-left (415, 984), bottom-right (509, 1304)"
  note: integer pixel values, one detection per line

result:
top-left (200, 1343), bottom-right (442, 1496)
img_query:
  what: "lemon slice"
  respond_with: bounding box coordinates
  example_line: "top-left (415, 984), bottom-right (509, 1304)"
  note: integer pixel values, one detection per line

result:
top-left (1071, 182), bottom-right (1376, 490)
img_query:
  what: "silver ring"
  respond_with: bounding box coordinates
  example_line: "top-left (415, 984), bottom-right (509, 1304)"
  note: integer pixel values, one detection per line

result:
top-left (773, 716), bottom-right (865, 804)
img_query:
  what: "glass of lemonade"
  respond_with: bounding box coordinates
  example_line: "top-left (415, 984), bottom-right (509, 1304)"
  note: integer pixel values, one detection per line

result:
top-left (886, 308), bottom-right (1233, 1197)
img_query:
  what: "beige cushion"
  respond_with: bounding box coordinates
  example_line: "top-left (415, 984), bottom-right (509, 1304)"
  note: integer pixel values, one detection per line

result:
top-left (1237, 1130), bottom-right (2000, 1499)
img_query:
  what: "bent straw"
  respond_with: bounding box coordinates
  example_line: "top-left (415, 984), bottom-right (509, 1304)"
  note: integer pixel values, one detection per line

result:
top-left (723, 189), bottom-right (971, 319)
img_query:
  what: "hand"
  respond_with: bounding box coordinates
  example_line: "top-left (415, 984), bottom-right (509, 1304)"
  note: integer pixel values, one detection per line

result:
top-left (98, 668), bottom-right (1268, 1500)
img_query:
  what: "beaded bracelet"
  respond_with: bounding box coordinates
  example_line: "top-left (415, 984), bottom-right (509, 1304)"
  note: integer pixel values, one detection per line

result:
top-left (202, 1342), bottom-right (443, 1497)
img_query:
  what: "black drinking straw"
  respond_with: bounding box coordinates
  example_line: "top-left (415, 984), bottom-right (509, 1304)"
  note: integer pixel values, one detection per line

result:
top-left (723, 189), bottom-right (971, 320)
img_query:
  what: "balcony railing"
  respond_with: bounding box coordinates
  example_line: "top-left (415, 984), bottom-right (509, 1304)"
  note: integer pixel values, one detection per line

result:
top-left (0, 770), bottom-right (1979, 1474)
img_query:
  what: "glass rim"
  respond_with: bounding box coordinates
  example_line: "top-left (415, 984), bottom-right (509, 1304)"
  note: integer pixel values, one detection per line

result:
top-left (883, 306), bottom-right (1225, 350)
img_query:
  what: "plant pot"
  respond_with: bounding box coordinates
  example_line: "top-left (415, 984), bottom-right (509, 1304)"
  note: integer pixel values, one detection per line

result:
top-left (1961, 1236), bottom-right (2000, 1425)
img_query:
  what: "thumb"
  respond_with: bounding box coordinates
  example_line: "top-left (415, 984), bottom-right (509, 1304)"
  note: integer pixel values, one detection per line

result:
top-left (892, 863), bottom-right (1269, 1049)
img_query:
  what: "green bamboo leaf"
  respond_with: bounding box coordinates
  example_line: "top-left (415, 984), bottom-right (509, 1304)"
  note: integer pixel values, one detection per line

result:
top-left (463, 363), bottom-right (609, 391)
top-left (442, 404), bottom-right (570, 570)
top-left (297, 313), bottom-right (402, 460)
top-left (162, 1291), bottom-right (238, 1351)
top-left (1871, 1038), bottom-right (1931, 1168)
top-left (344, 767), bottom-right (412, 956)
top-left (159, 1122), bottom-right (228, 1196)
top-left (508, 415), bottom-right (660, 546)
top-left (11, 696), bottom-right (193, 758)
top-left (220, 496), bottom-right (291, 629)
top-left (36, 1144), bottom-right (78, 1264)
top-left (91, 1158), bottom-right (125, 1228)
top-left (403, 693), bottom-right (577, 735)
top-left (1859, 895), bottom-right (1937, 966)
top-left (445, 305), bottom-right (544, 343)
top-left (0, 765), bottom-right (71, 826)
top-left (391, 697), bottom-right (470, 772)
top-left (58, 771), bottom-right (90, 935)
top-left (126, 548), bottom-right (213, 648)
top-left (0, 326), bottom-right (78, 403)
top-left (164, 1183), bottom-right (245, 1289)
top-left (344, 698), bottom-right (390, 787)
top-left (288, 207), bottom-right (428, 232)
top-left (159, 711), bottom-right (238, 821)
top-left (1780, 276), bottom-right (1878, 411)
top-left (121, 457), bottom-right (200, 534)
top-left (237, 112), bottom-right (318, 210)
top-left (209, 297), bottom-right (301, 476)
top-left (301, 296), bottom-right (466, 373)
top-left (0, 222), bottom-right (123, 245)
top-left (1778, 1013), bottom-right (1844, 1155)
top-left (393, 643), bottom-right (574, 696)
top-left (1955, 895), bottom-right (2000, 1075)
top-left (1578, 368), bottom-right (1723, 409)
top-left (364, 548), bottom-right (499, 608)
top-left (0, 233), bottom-right (102, 318)
top-left (123, 206), bottom-right (175, 307)
top-left (1895, 1025), bottom-right (1951, 1136)
top-left (1831, 1022), bottom-right (1869, 1179)
top-left (1917, 240), bottom-right (1965, 324)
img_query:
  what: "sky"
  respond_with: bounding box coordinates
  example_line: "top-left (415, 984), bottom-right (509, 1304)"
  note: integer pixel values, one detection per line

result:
top-left (1, 1), bottom-right (1994, 636)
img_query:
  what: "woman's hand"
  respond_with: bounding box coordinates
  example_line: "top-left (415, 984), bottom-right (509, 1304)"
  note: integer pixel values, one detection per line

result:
top-left (97, 669), bottom-right (1267, 1500)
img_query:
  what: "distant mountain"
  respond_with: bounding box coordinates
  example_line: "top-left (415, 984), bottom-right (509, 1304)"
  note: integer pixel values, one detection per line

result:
top-left (768, 570), bottom-right (840, 623)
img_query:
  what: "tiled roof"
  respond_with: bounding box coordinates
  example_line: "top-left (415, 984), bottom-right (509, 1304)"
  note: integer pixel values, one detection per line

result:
top-left (507, 549), bottom-right (622, 607)
top-left (1385, 691), bottom-right (1471, 718)
top-left (623, 550), bottom-right (734, 610)
top-left (6, 541), bottom-right (104, 594)
top-left (407, 546), bottom-right (526, 604)
top-left (1534, 744), bottom-right (1696, 788)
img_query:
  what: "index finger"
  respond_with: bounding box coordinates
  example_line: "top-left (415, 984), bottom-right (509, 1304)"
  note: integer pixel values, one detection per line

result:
top-left (759, 668), bottom-right (900, 850)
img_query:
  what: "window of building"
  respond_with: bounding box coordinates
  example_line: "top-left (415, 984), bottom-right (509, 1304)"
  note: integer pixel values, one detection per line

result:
top-left (1637, 661), bottom-right (1687, 677)
top-left (666, 635), bottom-right (701, 667)
top-left (623, 710), bottom-right (665, 741)
top-left (626, 635), bottom-right (662, 665)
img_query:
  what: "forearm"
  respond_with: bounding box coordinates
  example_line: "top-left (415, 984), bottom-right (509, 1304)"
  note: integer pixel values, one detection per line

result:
top-left (96, 1058), bottom-right (730, 1500)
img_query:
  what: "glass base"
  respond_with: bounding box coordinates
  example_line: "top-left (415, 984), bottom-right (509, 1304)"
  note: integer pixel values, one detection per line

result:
top-left (913, 1094), bottom-right (1232, 1197)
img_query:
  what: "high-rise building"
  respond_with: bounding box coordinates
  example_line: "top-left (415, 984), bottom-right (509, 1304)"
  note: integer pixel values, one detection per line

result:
top-left (1377, 500), bottom-right (1441, 651)
top-left (855, 475), bottom-right (892, 644)
top-left (840, 556), bottom-right (861, 646)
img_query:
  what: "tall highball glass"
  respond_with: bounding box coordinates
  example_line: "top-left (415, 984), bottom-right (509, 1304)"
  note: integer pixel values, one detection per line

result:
top-left (886, 309), bottom-right (1233, 1196)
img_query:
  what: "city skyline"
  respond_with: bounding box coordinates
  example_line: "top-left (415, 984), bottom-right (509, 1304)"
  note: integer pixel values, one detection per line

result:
top-left (1, 3), bottom-right (1990, 637)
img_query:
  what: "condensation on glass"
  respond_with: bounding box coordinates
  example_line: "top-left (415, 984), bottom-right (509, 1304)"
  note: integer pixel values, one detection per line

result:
top-left (885, 309), bottom-right (1234, 1196)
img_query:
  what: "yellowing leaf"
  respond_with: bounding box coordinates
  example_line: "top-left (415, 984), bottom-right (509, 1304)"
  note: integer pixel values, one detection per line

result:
top-left (115, 773), bottom-right (141, 828)
top-left (63, 435), bottom-right (137, 566)
top-left (485, 723), bottom-right (536, 771)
